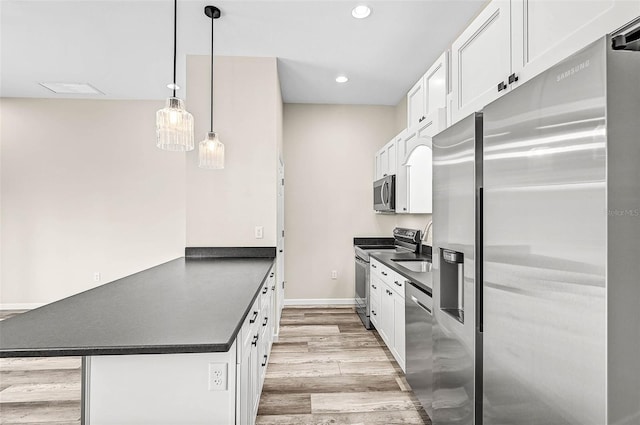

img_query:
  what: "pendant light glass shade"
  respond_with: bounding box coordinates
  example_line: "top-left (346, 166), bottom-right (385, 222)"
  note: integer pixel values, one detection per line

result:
top-left (156, 97), bottom-right (195, 151)
top-left (156, 0), bottom-right (194, 152)
top-left (199, 5), bottom-right (223, 169)
top-left (199, 131), bottom-right (224, 169)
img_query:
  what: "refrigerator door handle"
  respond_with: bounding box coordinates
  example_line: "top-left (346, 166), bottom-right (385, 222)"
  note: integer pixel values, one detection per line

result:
top-left (477, 186), bottom-right (484, 333)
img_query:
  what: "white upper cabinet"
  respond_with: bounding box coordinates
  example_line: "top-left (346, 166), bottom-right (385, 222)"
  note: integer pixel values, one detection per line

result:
top-left (450, 0), bottom-right (511, 124)
top-left (450, 0), bottom-right (639, 124)
top-left (397, 109), bottom-right (445, 214)
top-left (510, 0), bottom-right (640, 86)
top-left (407, 52), bottom-right (449, 133)
top-left (375, 132), bottom-right (401, 180)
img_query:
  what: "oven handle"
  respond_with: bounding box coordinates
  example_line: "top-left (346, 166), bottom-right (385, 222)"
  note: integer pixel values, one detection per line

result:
top-left (411, 295), bottom-right (432, 315)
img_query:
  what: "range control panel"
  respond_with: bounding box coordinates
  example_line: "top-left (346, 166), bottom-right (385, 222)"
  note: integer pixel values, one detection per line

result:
top-left (393, 227), bottom-right (421, 244)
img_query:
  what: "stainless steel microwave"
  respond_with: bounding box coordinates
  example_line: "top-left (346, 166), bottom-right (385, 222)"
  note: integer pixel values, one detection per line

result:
top-left (373, 175), bottom-right (395, 212)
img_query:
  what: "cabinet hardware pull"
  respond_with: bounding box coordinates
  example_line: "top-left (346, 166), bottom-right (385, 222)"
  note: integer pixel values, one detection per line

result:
top-left (249, 311), bottom-right (259, 323)
top-left (262, 355), bottom-right (268, 367)
top-left (271, 285), bottom-right (275, 291)
top-left (372, 310), bottom-right (376, 316)
top-left (279, 249), bottom-right (283, 253)
top-left (388, 290), bottom-right (393, 296)
top-left (498, 81), bottom-right (507, 92)
top-left (371, 264), bottom-right (377, 269)
top-left (394, 281), bottom-right (401, 286)
top-left (372, 284), bottom-right (377, 289)
top-left (263, 317), bottom-right (268, 326)
top-left (270, 272), bottom-right (274, 277)
top-left (251, 334), bottom-right (259, 346)
top-left (262, 287), bottom-right (268, 294)
top-left (382, 271), bottom-right (387, 276)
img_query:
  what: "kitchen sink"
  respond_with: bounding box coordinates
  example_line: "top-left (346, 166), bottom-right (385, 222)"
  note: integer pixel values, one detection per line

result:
top-left (392, 260), bottom-right (432, 273)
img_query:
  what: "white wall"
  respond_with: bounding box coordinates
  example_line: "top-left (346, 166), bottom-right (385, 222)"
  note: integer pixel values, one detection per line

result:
top-left (283, 103), bottom-right (394, 301)
top-left (283, 104), bottom-right (431, 302)
top-left (0, 99), bottom-right (186, 305)
top-left (186, 56), bottom-right (279, 247)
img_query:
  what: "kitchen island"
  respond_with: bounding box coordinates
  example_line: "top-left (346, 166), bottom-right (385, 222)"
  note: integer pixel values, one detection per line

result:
top-left (0, 247), bottom-right (279, 425)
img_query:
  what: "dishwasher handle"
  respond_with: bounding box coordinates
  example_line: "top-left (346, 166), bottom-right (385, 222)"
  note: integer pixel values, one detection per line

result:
top-left (411, 295), bottom-right (432, 315)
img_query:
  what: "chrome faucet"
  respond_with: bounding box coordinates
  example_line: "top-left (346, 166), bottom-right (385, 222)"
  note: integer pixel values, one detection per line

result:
top-left (422, 220), bottom-right (433, 245)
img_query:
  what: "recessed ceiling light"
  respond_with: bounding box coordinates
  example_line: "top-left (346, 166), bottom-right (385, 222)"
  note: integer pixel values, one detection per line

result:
top-left (336, 76), bottom-right (349, 83)
top-left (351, 5), bottom-right (371, 19)
top-left (39, 82), bottom-right (104, 95)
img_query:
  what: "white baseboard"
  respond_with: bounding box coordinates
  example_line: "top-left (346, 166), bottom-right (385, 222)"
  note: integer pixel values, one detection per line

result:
top-left (284, 298), bottom-right (356, 307)
top-left (0, 303), bottom-right (45, 311)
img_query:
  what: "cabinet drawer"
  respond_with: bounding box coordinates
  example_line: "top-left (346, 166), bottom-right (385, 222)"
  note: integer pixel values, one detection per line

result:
top-left (237, 296), bottom-right (261, 363)
top-left (370, 275), bottom-right (382, 303)
top-left (378, 263), bottom-right (392, 281)
top-left (388, 270), bottom-right (406, 298)
top-left (370, 258), bottom-right (383, 278)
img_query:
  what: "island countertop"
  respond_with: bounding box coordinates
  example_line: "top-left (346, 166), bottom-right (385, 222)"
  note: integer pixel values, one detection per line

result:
top-left (0, 251), bottom-right (275, 358)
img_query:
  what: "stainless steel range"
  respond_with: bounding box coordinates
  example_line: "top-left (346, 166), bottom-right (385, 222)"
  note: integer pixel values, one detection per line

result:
top-left (354, 228), bottom-right (422, 329)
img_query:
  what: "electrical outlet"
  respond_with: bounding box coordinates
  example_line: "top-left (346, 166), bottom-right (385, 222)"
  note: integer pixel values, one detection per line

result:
top-left (93, 272), bottom-right (101, 282)
top-left (331, 270), bottom-right (337, 280)
top-left (208, 363), bottom-right (227, 391)
top-left (255, 226), bottom-right (264, 239)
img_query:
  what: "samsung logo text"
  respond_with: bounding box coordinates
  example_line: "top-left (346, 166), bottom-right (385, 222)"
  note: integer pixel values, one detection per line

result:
top-left (556, 60), bottom-right (590, 82)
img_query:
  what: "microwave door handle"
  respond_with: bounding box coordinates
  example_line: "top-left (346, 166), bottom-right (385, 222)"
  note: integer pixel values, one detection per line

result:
top-left (380, 183), bottom-right (387, 207)
top-left (384, 181), bottom-right (390, 205)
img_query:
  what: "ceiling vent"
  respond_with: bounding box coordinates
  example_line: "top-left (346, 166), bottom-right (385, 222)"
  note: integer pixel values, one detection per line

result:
top-left (39, 82), bottom-right (104, 95)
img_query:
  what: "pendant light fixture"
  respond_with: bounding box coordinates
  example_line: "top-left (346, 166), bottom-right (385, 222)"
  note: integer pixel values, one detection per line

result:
top-left (156, 0), bottom-right (194, 151)
top-left (199, 5), bottom-right (225, 169)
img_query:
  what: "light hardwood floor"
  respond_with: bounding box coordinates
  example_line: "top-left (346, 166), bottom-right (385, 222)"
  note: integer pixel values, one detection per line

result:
top-left (256, 307), bottom-right (430, 425)
top-left (0, 308), bottom-right (430, 425)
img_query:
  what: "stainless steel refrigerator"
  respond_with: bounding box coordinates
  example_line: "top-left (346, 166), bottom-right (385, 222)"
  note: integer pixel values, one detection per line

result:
top-left (432, 112), bottom-right (483, 425)
top-left (432, 22), bottom-right (640, 425)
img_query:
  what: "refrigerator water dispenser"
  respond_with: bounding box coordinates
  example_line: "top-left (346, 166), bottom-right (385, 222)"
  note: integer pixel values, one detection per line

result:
top-left (440, 248), bottom-right (464, 324)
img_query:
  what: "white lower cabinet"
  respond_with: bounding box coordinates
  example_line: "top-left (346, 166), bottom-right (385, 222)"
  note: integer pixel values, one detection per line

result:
top-left (370, 258), bottom-right (406, 372)
top-left (86, 264), bottom-right (280, 425)
top-left (236, 265), bottom-right (277, 425)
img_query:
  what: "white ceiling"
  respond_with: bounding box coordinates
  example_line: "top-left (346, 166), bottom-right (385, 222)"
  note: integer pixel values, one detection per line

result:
top-left (0, 0), bottom-right (486, 105)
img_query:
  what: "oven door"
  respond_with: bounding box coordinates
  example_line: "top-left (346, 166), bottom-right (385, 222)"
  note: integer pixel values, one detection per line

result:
top-left (373, 175), bottom-right (395, 212)
top-left (354, 255), bottom-right (371, 329)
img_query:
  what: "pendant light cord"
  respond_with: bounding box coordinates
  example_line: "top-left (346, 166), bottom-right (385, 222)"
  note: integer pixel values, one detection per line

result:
top-left (172, 0), bottom-right (177, 98)
top-left (210, 13), bottom-right (214, 132)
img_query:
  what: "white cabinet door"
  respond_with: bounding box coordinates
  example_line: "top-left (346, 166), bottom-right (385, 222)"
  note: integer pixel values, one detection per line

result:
top-left (406, 145), bottom-right (433, 214)
top-left (407, 78), bottom-right (426, 130)
top-left (451, 0), bottom-right (511, 124)
top-left (392, 290), bottom-right (406, 372)
top-left (369, 273), bottom-right (384, 330)
top-left (250, 332), bottom-right (261, 422)
top-left (380, 283), bottom-right (394, 348)
top-left (511, 0), bottom-right (640, 86)
top-left (394, 130), bottom-right (410, 213)
top-left (379, 148), bottom-right (388, 178)
top-left (424, 52), bottom-right (448, 116)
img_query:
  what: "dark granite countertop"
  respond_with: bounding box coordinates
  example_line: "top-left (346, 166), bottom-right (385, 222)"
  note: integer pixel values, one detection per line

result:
top-left (0, 252), bottom-right (275, 358)
top-left (370, 250), bottom-right (433, 296)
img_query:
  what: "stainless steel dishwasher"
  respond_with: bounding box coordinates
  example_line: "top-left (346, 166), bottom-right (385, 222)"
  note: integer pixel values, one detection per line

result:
top-left (405, 280), bottom-right (433, 418)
